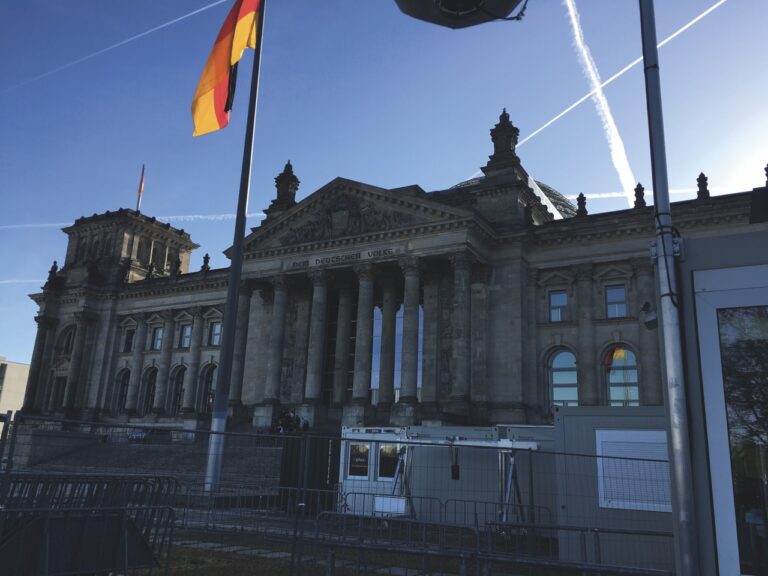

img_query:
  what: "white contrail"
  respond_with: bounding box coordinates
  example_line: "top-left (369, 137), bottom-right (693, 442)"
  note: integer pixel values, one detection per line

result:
top-left (518, 0), bottom-right (729, 150)
top-left (0, 212), bottom-right (265, 231)
top-left (564, 0), bottom-right (636, 207)
top-left (158, 212), bottom-right (265, 223)
top-left (0, 279), bottom-right (45, 285)
top-left (0, 222), bottom-right (71, 230)
top-left (465, 0), bottom-right (730, 182)
top-left (0, 0), bottom-right (229, 94)
top-left (566, 187), bottom-right (727, 200)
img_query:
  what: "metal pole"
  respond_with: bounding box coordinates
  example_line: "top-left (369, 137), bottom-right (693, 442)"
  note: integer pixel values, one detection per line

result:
top-left (204, 0), bottom-right (268, 491)
top-left (638, 1), bottom-right (699, 574)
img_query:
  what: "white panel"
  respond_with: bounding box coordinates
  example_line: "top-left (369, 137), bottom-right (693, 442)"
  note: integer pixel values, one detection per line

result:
top-left (595, 429), bottom-right (671, 513)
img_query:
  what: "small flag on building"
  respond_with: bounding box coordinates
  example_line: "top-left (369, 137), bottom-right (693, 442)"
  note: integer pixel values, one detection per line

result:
top-left (191, 0), bottom-right (260, 136)
top-left (136, 164), bottom-right (146, 212)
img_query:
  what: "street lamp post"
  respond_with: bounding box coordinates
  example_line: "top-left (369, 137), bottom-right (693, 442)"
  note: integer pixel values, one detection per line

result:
top-left (393, 0), bottom-right (699, 573)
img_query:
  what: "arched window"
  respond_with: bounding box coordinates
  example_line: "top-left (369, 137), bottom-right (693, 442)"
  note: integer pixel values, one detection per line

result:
top-left (116, 370), bottom-right (131, 414)
top-left (549, 350), bottom-right (578, 407)
top-left (604, 345), bottom-right (639, 406)
top-left (143, 368), bottom-right (157, 415)
top-left (170, 367), bottom-right (185, 416)
top-left (57, 326), bottom-right (76, 357)
top-left (200, 365), bottom-right (217, 414)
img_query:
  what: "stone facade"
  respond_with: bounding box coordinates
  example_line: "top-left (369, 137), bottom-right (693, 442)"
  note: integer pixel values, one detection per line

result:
top-left (22, 112), bottom-right (766, 431)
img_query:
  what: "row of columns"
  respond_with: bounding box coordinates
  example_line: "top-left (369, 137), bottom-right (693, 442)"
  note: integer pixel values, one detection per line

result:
top-left (256, 252), bottom-right (476, 426)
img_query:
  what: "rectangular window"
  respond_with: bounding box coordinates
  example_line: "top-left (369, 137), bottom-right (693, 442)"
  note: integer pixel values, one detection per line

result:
top-left (377, 444), bottom-right (400, 480)
top-left (123, 328), bottom-right (135, 353)
top-left (347, 443), bottom-right (370, 479)
top-left (606, 285), bottom-right (627, 318)
top-left (549, 290), bottom-right (567, 322)
top-left (178, 324), bottom-right (192, 349)
top-left (150, 326), bottom-right (163, 351)
top-left (208, 321), bottom-right (222, 346)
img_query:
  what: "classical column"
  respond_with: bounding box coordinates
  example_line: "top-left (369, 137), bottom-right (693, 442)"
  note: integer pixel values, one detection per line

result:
top-left (352, 265), bottom-right (374, 400)
top-left (229, 286), bottom-right (252, 409)
top-left (576, 264), bottom-right (598, 405)
top-left (242, 288), bottom-right (269, 405)
top-left (63, 311), bottom-right (92, 413)
top-left (332, 282), bottom-right (354, 405)
top-left (182, 307), bottom-right (204, 413)
top-left (377, 278), bottom-right (397, 408)
top-left (343, 264), bottom-right (374, 425)
top-left (419, 269), bottom-right (439, 410)
top-left (264, 276), bottom-right (288, 403)
top-left (152, 311), bottom-right (175, 414)
top-left (449, 252), bottom-right (472, 407)
top-left (23, 315), bottom-right (55, 412)
top-left (399, 257), bottom-right (420, 402)
top-left (126, 315), bottom-right (149, 413)
top-left (470, 265), bottom-right (490, 404)
top-left (304, 270), bottom-right (328, 403)
top-left (635, 260), bottom-right (663, 405)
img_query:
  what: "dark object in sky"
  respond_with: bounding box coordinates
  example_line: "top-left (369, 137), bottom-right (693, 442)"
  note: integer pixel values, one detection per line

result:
top-left (394, 0), bottom-right (526, 29)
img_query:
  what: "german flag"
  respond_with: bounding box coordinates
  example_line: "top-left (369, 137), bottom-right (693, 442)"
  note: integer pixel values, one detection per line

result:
top-left (192, 0), bottom-right (260, 136)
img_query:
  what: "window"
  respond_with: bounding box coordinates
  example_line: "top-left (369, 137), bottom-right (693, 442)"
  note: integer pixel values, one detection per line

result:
top-left (201, 365), bottom-right (217, 414)
top-left (549, 290), bottom-right (567, 322)
top-left (550, 350), bottom-right (578, 407)
top-left (116, 370), bottom-right (130, 414)
top-left (123, 328), bottom-right (135, 353)
top-left (377, 444), bottom-right (400, 480)
top-left (143, 369), bottom-right (157, 415)
top-left (604, 346), bottom-right (639, 406)
top-left (606, 285), bottom-right (627, 318)
top-left (150, 326), bottom-right (164, 351)
top-left (208, 321), bottom-right (222, 346)
top-left (178, 324), bottom-right (192, 349)
top-left (170, 368), bottom-right (185, 416)
top-left (347, 443), bottom-right (370, 478)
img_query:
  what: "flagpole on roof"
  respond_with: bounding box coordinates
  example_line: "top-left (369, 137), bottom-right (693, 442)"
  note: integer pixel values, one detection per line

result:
top-left (204, 0), bottom-right (267, 491)
top-left (136, 164), bottom-right (145, 212)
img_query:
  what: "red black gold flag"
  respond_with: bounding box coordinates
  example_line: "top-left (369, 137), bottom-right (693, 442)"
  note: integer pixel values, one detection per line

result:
top-left (191, 0), bottom-right (260, 136)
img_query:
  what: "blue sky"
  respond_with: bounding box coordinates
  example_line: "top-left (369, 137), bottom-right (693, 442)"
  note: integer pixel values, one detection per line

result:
top-left (1, 0), bottom-right (766, 363)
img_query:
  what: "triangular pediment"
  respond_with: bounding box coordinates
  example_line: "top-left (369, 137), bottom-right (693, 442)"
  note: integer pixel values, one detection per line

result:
top-left (241, 178), bottom-right (473, 254)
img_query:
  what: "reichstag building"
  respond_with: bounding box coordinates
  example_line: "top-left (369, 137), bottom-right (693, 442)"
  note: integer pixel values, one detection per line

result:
top-left (21, 111), bottom-right (760, 431)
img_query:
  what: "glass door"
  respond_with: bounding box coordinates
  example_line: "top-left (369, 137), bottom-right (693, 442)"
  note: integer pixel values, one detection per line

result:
top-left (696, 265), bottom-right (768, 575)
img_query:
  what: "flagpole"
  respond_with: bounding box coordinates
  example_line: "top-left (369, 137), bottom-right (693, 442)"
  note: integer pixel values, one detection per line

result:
top-left (205, 0), bottom-right (267, 491)
top-left (136, 164), bottom-right (145, 212)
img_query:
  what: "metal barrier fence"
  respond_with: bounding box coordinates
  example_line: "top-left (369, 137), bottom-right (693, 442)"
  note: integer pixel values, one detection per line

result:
top-left (0, 412), bottom-right (675, 575)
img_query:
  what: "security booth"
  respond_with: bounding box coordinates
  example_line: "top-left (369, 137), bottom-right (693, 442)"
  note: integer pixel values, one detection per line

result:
top-left (338, 426), bottom-right (548, 527)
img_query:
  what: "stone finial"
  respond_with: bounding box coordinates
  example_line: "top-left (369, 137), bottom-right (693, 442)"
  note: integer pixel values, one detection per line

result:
top-left (697, 172), bottom-right (710, 200)
top-left (274, 161), bottom-right (299, 206)
top-left (576, 193), bottom-right (588, 217)
top-left (47, 260), bottom-right (58, 283)
top-left (634, 183), bottom-right (646, 208)
top-left (482, 108), bottom-right (520, 175)
top-left (524, 204), bottom-right (534, 227)
top-left (201, 253), bottom-right (210, 272)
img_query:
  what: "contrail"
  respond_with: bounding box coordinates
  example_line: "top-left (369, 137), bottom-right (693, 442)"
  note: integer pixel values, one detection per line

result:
top-left (0, 212), bottom-right (265, 231)
top-left (466, 0), bottom-right (729, 181)
top-left (0, 0), bottom-right (229, 94)
top-left (518, 0), bottom-right (729, 150)
top-left (564, 0), bottom-right (635, 207)
top-left (0, 279), bottom-right (45, 285)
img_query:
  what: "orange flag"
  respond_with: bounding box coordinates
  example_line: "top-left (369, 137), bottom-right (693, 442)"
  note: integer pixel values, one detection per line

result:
top-left (192, 0), bottom-right (260, 136)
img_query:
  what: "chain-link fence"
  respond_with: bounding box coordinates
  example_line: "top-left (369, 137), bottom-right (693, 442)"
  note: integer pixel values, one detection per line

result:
top-left (0, 412), bottom-right (675, 575)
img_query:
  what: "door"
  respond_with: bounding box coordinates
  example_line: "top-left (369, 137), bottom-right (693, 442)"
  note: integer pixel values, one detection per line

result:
top-left (696, 264), bottom-right (768, 575)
